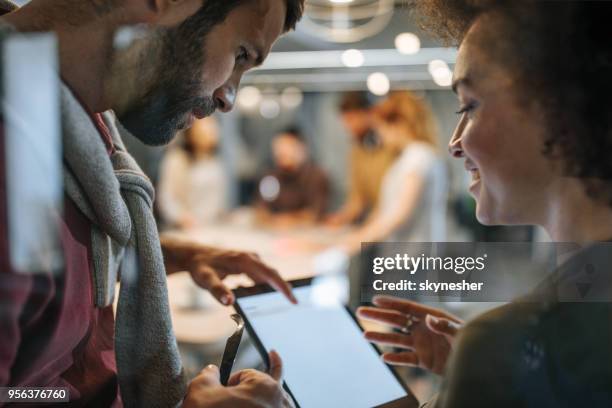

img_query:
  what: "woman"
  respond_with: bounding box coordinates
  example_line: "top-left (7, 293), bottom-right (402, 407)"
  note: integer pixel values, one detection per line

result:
top-left (158, 117), bottom-right (228, 229)
top-left (336, 91), bottom-right (447, 252)
top-left (358, 1), bottom-right (612, 406)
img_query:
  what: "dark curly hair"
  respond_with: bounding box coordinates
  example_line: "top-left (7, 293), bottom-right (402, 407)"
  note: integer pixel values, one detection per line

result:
top-left (414, 0), bottom-right (612, 207)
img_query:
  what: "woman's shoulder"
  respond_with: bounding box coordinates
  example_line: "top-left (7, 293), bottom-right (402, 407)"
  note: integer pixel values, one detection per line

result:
top-left (391, 142), bottom-right (441, 175)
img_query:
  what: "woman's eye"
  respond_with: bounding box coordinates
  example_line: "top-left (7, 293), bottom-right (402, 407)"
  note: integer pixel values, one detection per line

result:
top-left (455, 101), bottom-right (478, 116)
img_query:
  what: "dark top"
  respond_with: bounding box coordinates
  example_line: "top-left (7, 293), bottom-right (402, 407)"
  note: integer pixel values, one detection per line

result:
top-left (0, 112), bottom-right (121, 407)
top-left (429, 244), bottom-right (612, 408)
top-left (257, 163), bottom-right (329, 218)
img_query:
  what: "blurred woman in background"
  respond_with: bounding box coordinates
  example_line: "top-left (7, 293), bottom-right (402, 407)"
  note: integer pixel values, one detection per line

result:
top-left (158, 117), bottom-right (228, 229)
top-left (336, 91), bottom-right (447, 252)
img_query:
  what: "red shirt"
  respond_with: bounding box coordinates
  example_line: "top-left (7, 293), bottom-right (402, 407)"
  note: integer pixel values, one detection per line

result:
top-left (0, 110), bottom-right (121, 407)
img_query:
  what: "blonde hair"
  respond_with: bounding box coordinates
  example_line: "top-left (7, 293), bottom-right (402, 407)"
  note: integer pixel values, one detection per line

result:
top-left (373, 91), bottom-right (438, 148)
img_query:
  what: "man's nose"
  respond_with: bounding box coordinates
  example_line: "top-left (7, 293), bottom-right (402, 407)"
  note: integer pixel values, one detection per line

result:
top-left (213, 85), bottom-right (236, 113)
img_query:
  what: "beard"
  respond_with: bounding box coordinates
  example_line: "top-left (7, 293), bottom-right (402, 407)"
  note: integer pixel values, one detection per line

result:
top-left (119, 73), bottom-right (218, 146)
top-left (117, 10), bottom-right (222, 146)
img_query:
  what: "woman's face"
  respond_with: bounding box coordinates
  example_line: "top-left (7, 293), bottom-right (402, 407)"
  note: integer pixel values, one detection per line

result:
top-left (449, 17), bottom-right (559, 226)
top-left (189, 118), bottom-right (219, 154)
top-left (376, 121), bottom-right (409, 151)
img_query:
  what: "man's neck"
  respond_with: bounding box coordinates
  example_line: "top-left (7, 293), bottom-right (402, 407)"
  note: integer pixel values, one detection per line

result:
top-left (1, 1), bottom-right (117, 112)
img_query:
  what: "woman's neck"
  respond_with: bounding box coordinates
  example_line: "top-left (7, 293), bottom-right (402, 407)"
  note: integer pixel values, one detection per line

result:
top-left (542, 178), bottom-right (612, 243)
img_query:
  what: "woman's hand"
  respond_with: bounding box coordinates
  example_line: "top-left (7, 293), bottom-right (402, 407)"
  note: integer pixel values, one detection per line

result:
top-left (357, 296), bottom-right (463, 375)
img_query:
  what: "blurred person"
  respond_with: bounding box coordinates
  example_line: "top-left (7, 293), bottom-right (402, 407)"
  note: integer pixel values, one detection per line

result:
top-left (256, 127), bottom-right (329, 228)
top-left (326, 92), bottom-right (397, 226)
top-left (358, 1), bottom-right (612, 407)
top-left (0, 0), bottom-right (304, 407)
top-left (158, 117), bottom-right (228, 229)
top-left (334, 91), bottom-right (447, 253)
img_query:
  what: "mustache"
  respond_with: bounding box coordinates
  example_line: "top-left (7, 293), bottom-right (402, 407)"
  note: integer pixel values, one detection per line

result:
top-left (192, 96), bottom-right (218, 118)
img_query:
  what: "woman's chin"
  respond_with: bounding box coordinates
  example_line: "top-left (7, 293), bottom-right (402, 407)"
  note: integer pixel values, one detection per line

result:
top-left (474, 199), bottom-right (498, 226)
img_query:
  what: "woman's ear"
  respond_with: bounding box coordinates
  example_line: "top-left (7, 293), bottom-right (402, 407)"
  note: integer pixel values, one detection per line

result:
top-left (127, 0), bottom-right (202, 26)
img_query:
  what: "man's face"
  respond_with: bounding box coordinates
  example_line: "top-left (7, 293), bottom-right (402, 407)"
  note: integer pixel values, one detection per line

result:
top-left (341, 110), bottom-right (370, 140)
top-left (272, 134), bottom-right (307, 171)
top-left (449, 15), bottom-right (557, 226)
top-left (118, 0), bottom-right (286, 145)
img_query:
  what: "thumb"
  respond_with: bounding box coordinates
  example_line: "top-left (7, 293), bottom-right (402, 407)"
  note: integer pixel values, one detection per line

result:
top-left (268, 350), bottom-right (283, 381)
top-left (194, 364), bottom-right (222, 387)
top-left (426, 314), bottom-right (460, 342)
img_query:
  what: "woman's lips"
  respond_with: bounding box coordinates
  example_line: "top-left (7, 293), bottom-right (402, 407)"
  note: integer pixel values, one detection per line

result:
top-left (468, 169), bottom-right (481, 194)
top-left (470, 169), bottom-right (480, 181)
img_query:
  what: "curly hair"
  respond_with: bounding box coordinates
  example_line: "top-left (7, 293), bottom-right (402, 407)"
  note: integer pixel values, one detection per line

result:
top-left (414, 0), bottom-right (612, 207)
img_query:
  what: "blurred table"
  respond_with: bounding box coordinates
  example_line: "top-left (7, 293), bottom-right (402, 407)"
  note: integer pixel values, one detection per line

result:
top-left (166, 208), bottom-right (351, 350)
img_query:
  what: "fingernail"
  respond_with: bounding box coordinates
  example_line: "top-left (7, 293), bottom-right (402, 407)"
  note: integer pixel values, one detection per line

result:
top-left (221, 294), bottom-right (231, 305)
top-left (427, 314), bottom-right (439, 324)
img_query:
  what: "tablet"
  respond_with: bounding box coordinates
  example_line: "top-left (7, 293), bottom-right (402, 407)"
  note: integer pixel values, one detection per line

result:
top-left (234, 279), bottom-right (419, 408)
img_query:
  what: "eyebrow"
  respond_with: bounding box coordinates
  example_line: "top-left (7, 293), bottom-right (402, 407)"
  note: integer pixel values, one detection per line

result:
top-left (451, 76), bottom-right (472, 94)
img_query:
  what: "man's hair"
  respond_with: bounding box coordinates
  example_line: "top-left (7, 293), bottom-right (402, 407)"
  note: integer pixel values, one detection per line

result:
top-left (277, 126), bottom-right (305, 143)
top-left (282, 0), bottom-right (305, 32)
top-left (187, 0), bottom-right (304, 33)
top-left (339, 91), bottom-right (372, 112)
top-left (415, 0), bottom-right (612, 207)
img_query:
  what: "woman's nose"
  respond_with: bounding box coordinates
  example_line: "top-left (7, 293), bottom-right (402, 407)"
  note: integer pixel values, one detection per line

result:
top-left (448, 119), bottom-right (465, 158)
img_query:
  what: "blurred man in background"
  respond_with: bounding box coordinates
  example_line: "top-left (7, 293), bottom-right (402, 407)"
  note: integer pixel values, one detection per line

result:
top-left (326, 92), bottom-right (397, 227)
top-left (256, 128), bottom-right (329, 228)
top-left (0, 0), bottom-right (303, 406)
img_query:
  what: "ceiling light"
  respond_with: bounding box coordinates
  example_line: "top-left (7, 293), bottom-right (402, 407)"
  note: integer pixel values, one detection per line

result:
top-left (428, 59), bottom-right (453, 87)
top-left (367, 72), bottom-right (390, 96)
top-left (394, 33), bottom-right (421, 55)
top-left (341, 49), bottom-right (365, 68)
top-left (259, 99), bottom-right (281, 119)
top-left (280, 87), bottom-right (304, 109)
top-left (237, 86), bottom-right (262, 111)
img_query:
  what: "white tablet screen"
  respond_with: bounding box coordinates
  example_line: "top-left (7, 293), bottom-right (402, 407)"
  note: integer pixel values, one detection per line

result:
top-left (237, 285), bottom-right (408, 408)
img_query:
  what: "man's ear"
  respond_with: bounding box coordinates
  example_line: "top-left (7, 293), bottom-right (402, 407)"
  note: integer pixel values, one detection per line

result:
top-left (125, 0), bottom-right (203, 26)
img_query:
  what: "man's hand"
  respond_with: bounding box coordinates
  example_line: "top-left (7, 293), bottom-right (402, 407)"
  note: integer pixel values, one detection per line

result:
top-left (183, 351), bottom-right (294, 408)
top-left (160, 234), bottom-right (297, 306)
top-left (357, 296), bottom-right (463, 375)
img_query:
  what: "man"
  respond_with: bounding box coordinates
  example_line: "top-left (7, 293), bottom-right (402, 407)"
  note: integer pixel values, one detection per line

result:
top-left (256, 128), bottom-right (329, 227)
top-left (0, 0), bottom-right (303, 406)
top-left (325, 92), bottom-right (397, 226)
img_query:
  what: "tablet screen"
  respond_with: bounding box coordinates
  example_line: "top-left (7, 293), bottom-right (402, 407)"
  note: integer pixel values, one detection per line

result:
top-left (236, 285), bottom-right (410, 408)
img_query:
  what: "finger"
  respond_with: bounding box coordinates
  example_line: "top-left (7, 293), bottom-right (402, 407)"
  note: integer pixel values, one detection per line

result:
top-left (194, 364), bottom-right (222, 387)
top-left (194, 265), bottom-right (234, 305)
top-left (248, 262), bottom-right (297, 304)
top-left (426, 314), bottom-right (461, 341)
top-left (382, 352), bottom-right (419, 367)
top-left (364, 331), bottom-right (414, 349)
top-left (268, 350), bottom-right (283, 381)
top-left (357, 307), bottom-right (414, 329)
top-left (227, 368), bottom-right (258, 387)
